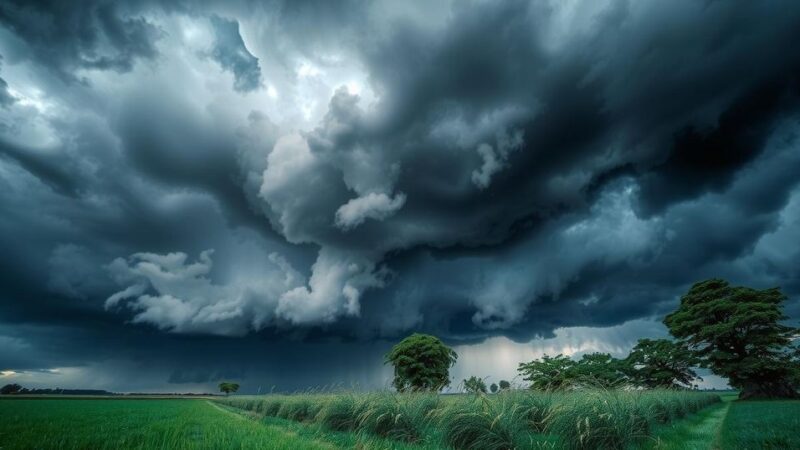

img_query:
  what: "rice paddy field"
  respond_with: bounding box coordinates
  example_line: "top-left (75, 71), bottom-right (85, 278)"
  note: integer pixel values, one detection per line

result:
top-left (1, 391), bottom-right (797, 449)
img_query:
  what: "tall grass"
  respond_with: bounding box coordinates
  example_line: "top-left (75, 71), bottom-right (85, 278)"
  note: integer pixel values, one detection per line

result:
top-left (216, 389), bottom-right (720, 449)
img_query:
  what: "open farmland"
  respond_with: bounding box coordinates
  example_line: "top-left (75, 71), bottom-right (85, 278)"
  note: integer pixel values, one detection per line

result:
top-left (5, 392), bottom-right (800, 449)
top-left (0, 398), bottom-right (330, 450)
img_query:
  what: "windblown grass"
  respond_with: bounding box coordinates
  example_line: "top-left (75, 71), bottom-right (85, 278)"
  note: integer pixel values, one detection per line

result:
top-left (216, 389), bottom-right (720, 449)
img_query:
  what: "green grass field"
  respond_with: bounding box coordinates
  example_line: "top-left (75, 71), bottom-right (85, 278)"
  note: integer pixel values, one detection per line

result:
top-left (0, 399), bottom-right (331, 449)
top-left (717, 400), bottom-right (800, 449)
top-left (1, 392), bottom-right (798, 449)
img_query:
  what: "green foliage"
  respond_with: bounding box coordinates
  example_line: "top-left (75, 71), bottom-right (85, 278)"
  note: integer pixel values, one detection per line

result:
top-left (218, 382), bottom-right (240, 395)
top-left (490, 383), bottom-right (498, 393)
top-left (518, 352), bottom-right (629, 390)
top-left (384, 333), bottom-right (458, 392)
top-left (626, 338), bottom-right (700, 389)
top-left (665, 279), bottom-right (799, 398)
top-left (573, 352), bottom-right (630, 388)
top-left (463, 376), bottom-right (487, 394)
top-left (498, 380), bottom-right (511, 391)
top-left (518, 354), bottom-right (578, 390)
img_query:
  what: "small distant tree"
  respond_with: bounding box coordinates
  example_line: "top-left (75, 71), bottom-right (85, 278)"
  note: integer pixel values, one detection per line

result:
top-left (518, 354), bottom-right (578, 390)
top-left (463, 376), bottom-right (487, 394)
top-left (490, 383), bottom-right (498, 393)
top-left (665, 279), bottom-right (799, 399)
top-left (573, 352), bottom-right (629, 388)
top-left (498, 380), bottom-right (511, 391)
top-left (1, 383), bottom-right (22, 395)
top-left (218, 382), bottom-right (240, 396)
top-left (385, 333), bottom-right (458, 392)
top-left (626, 339), bottom-right (700, 389)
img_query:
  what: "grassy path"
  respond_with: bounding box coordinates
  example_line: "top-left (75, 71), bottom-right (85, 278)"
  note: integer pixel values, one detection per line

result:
top-left (636, 395), bottom-right (734, 450)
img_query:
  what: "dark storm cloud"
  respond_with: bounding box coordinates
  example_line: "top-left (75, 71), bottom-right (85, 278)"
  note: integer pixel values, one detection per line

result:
top-left (207, 15), bottom-right (262, 92)
top-left (0, 0), bottom-right (160, 81)
top-left (1, 0), bottom-right (800, 390)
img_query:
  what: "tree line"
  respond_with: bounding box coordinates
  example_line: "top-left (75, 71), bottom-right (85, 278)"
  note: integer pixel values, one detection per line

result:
top-left (386, 279), bottom-right (800, 399)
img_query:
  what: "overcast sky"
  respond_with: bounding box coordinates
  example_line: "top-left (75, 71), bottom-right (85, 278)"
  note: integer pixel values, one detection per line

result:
top-left (1, 0), bottom-right (799, 393)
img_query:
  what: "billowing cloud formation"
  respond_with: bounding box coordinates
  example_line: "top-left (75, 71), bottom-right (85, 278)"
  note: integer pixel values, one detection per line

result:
top-left (1, 0), bottom-right (800, 391)
top-left (106, 250), bottom-right (303, 335)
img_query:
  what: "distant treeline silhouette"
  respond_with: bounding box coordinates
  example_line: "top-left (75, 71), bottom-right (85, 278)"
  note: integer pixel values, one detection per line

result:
top-left (0, 383), bottom-right (217, 396)
top-left (1, 384), bottom-right (115, 396)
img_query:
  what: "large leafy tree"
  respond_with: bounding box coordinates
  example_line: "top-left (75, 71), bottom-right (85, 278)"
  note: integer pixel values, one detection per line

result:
top-left (518, 354), bottom-right (578, 390)
top-left (626, 339), bottom-right (700, 389)
top-left (218, 382), bottom-right (240, 396)
top-left (665, 279), bottom-right (799, 399)
top-left (385, 333), bottom-right (458, 392)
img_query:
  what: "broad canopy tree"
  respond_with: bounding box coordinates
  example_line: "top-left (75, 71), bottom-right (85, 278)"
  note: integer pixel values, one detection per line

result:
top-left (665, 279), bottom-right (799, 399)
top-left (218, 382), bottom-right (240, 396)
top-left (626, 338), bottom-right (700, 389)
top-left (385, 333), bottom-right (458, 392)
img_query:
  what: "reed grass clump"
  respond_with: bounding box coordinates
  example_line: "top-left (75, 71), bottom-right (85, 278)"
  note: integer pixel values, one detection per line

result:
top-left (356, 393), bottom-right (421, 442)
top-left (316, 393), bottom-right (368, 431)
top-left (546, 390), bottom-right (650, 450)
top-left (438, 394), bottom-right (529, 450)
top-left (215, 389), bottom-right (721, 449)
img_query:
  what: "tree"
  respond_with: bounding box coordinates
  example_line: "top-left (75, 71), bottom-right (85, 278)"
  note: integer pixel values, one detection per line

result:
top-left (1, 383), bottom-right (22, 395)
top-left (626, 339), bottom-right (700, 388)
top-left (498, 380), bottom-right (511, 391)
top-left (518, 354), bottom-right (578, 390)
top-left (463, 376), bottom-right (487, 394)
top-left (490, 383), bottom-right (498, 393)
top-left (573, 352), bottom-right (630, 388)
top-left (385, 333), bottom-right (458, 392)
top-left (665, 279), bottom-right (799, 399)
top-left (218, 382), bottom-right (240, 396)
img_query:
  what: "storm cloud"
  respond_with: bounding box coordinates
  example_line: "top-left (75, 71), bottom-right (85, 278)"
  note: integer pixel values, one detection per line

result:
top-left (1, 0), bottom-right (799, 392)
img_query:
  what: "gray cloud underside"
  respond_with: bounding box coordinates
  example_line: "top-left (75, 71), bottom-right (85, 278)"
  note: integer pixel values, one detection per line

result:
top-left (1, 0), bottom-right (799, 389)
